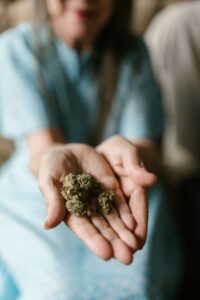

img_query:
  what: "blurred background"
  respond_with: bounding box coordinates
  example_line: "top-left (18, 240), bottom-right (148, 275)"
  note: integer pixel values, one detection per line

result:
top-left (0, 0), bottom-right (183, 166)
top-left (0, 0), bottom-right (199, 299)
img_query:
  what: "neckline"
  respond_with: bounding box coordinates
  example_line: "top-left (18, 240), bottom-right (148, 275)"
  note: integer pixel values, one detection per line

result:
top-left (55, 36), bottom-right (94, 66)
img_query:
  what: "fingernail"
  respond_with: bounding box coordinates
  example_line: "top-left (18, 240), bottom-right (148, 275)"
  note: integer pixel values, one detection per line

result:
top-left (44, 220), bottom-right (51, 230)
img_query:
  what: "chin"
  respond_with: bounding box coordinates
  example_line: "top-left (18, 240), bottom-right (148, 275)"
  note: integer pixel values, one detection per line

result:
top-left (68, 28), bottom-right (92, 44)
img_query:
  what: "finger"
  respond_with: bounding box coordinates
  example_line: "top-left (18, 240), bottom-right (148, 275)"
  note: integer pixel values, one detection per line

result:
top-left (39, 175), bottom-right (66, 229)
top-left (91, 215), bottom-right (133, 265)
top-left (104, 208), bottom-right (139, 252)
top-left (65, 214), bottom-right (113, 261)
top-left (114, 189), bottom-right (136, 231)
top-left (99, 177), bottom-right (136, 231)
top-left (129, 168), bottom-right (157, 187)
top-left (119, 176), bottom-right (135, 197)
top-left (129, 187), bottom-right (148, 249)
top-left (124, 148), bottom-right (157, 187)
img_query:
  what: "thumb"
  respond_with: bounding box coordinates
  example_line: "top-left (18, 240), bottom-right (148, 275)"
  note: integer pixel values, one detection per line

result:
top-left (39, 176), bottom-right (66, 229)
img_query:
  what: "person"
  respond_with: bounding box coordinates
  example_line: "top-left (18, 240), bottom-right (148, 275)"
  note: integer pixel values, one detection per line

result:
top-left (145, 1), bottom-right (200, 181)
top-left (0, 1), bottom-right (182, 299)
top-left (145, 1), bottom-right (200, 298)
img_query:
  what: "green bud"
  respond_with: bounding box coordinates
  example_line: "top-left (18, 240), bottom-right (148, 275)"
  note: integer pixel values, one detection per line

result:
top-left (65, 196), bottom-right (89, 217)
top-left (77, 173), bottom-right (94, 191)
top-left (61, 173), bottom-right (80, 200)
top-left (62, 173), bottom-right (115, 217)
top-left (97, 191), bottom-right (115, 215)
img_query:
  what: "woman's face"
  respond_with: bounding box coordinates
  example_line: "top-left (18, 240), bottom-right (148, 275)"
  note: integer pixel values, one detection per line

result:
top-left (46, 0), bottom-right (114, 50)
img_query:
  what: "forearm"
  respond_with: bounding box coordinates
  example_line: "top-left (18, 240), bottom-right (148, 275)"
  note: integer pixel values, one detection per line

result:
top-left (27, 128), bottom-right (65, 177)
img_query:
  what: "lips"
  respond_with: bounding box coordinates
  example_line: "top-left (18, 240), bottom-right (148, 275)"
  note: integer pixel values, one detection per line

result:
top-left (64, 1), bottom-right (97, 20)
top-left (69, 8), bottom-right (97, 19)
top-left (71, 9), bottom-right (97, 19)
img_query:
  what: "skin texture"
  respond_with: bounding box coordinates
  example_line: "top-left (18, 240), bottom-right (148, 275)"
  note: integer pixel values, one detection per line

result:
top-left (46, 0), bottom-right (114, 51)
top-left (27, 0), bottom-right (159, 265)
top-left (28, 131), bottom-right (157, 265)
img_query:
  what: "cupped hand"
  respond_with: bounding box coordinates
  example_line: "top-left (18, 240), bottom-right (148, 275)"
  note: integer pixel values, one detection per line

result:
top-left (96, 135), bottom-right (157, 249)
top-left (38, 143), bottom-right (139, 265)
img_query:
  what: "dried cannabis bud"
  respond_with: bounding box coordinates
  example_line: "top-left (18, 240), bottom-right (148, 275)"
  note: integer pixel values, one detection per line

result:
top-left (76, 173), bottom-right (94, 192)
top-left (65, 196), bottom-right (89, 217)
top-left (62, 172), bottom-right (115, 217)
top-left (61, 173), bottom-right (80, 199)
top-left (97, 191), bottom-right (115, 215)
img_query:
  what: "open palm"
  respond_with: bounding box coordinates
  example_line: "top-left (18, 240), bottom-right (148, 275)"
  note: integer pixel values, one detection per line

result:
top-left (39, 143), bottom-right (140, 265)
top-left (97, 135), bottom-right (157, 249)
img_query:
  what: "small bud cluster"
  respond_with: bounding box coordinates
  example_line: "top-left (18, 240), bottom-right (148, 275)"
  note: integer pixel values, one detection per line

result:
top-left (97, 191), bottom-right (115, 215)
top-left (61, 173), bottom-right (115, 217)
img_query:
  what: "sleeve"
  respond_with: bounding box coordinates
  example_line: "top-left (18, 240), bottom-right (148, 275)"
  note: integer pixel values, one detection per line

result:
top-left (118, 38), bottom-right (164, 141)
top-left (0, 26), bottom-right (59, 140)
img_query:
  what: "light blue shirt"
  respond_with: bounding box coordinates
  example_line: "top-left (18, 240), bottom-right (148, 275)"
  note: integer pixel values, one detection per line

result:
top-left (0, 23), bottom-right (163, 142)
top-left (0, 24), bottom-right (183, 300)
top-left (0, 22), bottom-right (164, 199)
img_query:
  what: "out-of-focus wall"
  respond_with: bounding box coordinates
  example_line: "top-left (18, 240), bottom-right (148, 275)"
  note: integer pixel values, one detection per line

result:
top-left (0, 0), bottom-right (32, 32)
top-left (133, 0), bottom-right (186, 34)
